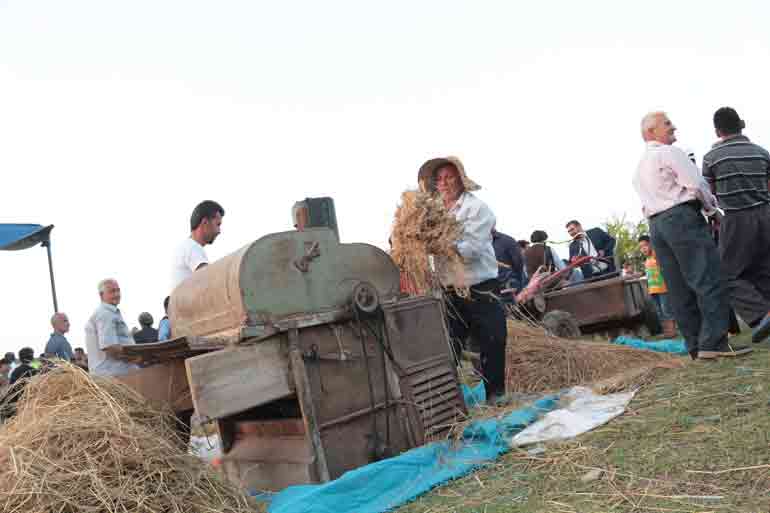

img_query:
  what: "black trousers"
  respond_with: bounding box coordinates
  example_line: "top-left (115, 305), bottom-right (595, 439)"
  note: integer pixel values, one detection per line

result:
top-left (650, 202), bottom-right (729, 355)
top-left (719, 204), bottom-right (770, 327)
top-left (446, 279), bottom-right (507, 398)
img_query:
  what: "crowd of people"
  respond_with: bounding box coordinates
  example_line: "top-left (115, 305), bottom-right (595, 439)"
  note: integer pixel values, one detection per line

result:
top-left (0, 200), bottom-right (225, 391)
top-left (0, 316), bottom-right (89, 389)
top-left (3, 106), bottom-right (768, 408)
top-left (415, 105), bottom-right (769, 401)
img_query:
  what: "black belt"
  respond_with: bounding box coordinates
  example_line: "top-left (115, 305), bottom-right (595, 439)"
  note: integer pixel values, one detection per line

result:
top-left (649, 199), bottom-right (701, 220)
top-left (445, 279), bottom-right (501, 302)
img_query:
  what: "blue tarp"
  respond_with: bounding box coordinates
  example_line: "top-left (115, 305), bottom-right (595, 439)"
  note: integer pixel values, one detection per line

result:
top-left (259, 337), bottom-right (684, 513)
top-left (461, 380), bottom-right (486, 408)
top-left (612, 336), bottom-right (688, 355)
top-left (264, 388), bottom-right (558, 513)
top-left (0, 224), bottom-right (53, 251)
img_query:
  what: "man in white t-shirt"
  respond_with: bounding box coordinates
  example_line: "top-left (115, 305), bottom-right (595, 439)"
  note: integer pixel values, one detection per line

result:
top-left (170, 200), bottom-right (225, 292)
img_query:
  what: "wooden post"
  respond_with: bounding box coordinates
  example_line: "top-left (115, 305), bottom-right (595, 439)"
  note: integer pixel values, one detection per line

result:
top-left (288, 323), bottom-right (331, 482)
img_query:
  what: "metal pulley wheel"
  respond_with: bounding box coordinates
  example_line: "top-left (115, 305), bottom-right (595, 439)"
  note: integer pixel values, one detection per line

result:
top-left (352, 281), bottom-right (380, 314)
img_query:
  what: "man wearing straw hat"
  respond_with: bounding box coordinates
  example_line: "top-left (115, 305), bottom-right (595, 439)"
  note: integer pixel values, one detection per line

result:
top-left (418, 156), bottom-right (507, 404)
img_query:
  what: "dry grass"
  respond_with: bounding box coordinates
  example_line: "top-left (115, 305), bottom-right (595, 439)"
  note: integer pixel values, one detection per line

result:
top-left (390, 189), bottom-right (467, 295)
top-left (0, 363), bottom-right (261, 513)
top-left (505, 320), bottom-right (685, 394)
top-left (398, 333), bottom-right (770, 513)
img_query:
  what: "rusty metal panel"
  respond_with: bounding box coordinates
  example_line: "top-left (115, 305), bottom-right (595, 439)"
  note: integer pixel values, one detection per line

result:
top-left (298, 321), bottom-right (413, 477)
top-left (545, 277), bottom-right (628, 326)
top-left (400, 357), bottom-right (467, 444)
top-left (169, 228), bottom-right (400, 341)
top-left (382, 297), bottom-right (467, 444)
top-left (300, 322), bottom-right (399, 424)
top-left (382, 296), bottom-right (454, 368)
top-left (320, 407), bottom-right (412, 479)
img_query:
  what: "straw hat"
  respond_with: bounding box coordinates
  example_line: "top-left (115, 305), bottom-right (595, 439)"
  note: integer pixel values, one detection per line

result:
top-left (417, 156), bottom-right (481, 194)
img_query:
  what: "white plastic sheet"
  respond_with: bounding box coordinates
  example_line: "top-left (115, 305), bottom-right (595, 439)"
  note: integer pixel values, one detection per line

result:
top-left (511, 386), bottom-right (636, 446)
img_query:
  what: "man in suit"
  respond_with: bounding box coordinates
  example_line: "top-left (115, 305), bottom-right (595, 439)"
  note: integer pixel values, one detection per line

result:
top-left (566, 220), bottom-right (616, 280)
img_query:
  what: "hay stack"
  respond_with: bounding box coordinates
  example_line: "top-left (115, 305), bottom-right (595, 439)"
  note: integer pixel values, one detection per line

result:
top-left (505, 320), bottom-right (684, 393)
top-left (0, 364), bottom-right (260, 513)
top-left (390, 189), bottom-right (466, 295)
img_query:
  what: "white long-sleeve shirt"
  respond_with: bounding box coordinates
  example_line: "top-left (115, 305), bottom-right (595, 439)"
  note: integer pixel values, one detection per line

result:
top-left (437, 192), bottom-right (499, 288)
top-left (633, 141), bottom-right (718, 218)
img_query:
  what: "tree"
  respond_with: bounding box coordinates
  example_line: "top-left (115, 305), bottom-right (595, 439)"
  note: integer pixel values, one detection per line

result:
top-left (603, 214), bottom-right (649, 272)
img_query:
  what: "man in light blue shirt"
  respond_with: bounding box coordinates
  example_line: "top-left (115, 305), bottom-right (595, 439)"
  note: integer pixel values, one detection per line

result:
top-left (85, 279), bottom-right (140, 376)
top-left (158, 296), bottom-right (171, 341)
top-left (44, 312), bottom-right (74, 361)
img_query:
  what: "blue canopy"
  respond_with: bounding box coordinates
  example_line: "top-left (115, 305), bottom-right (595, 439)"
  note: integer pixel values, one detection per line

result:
top-left (0, 224), bottom-right (54, 251)
top-left (0, 223), bottom-right (58, 312)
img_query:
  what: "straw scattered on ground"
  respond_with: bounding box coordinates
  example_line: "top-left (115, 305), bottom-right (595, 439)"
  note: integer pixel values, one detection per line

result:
top-left (390, 189), bottom-right (467, 295)
top-left (398, 336), bottom-right (770, 513)
top-left (0, 363), bottom-right (261, 513)
top-left (505, 320), bottom-right (684, 394)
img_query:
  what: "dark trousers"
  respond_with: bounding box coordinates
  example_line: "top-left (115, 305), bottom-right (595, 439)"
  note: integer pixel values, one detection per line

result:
top-left (446, 279), bottom-right (507, 398)
top-left (650, 202), bottom-right (729, 355)
top-left (719, 204), bottom-right (770, 327)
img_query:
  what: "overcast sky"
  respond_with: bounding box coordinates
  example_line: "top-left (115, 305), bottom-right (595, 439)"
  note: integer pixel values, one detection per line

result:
top-left (2, 0), bottom-right (769, 356)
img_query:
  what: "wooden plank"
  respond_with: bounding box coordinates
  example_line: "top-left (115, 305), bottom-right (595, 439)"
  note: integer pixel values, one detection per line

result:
top-left (287, 324), bottom-right (330, 482)
top-left (185, 337), bottom-right (294, 420)
top-left (114, 359), bottom-right (193, 412)
top-left (114, 337), bottom-right (212, 365)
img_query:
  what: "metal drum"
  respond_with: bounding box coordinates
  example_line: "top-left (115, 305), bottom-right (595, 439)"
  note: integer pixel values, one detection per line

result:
top-left (169, 228), bottom-right (400, 341)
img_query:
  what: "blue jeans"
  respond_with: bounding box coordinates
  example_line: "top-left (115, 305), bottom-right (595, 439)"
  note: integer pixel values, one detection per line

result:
top-left (650, 293), bottom-right (673, 321)
top-left (649, 202), bottom-right (729, 355)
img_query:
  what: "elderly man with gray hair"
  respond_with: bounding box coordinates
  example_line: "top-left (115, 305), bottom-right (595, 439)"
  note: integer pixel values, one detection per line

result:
top-left (633, 111), bottom-right (751, 360)
top-left (84, 278), bottom-right (139, 376)
top-left (44, 312), bottom-right (74, 361)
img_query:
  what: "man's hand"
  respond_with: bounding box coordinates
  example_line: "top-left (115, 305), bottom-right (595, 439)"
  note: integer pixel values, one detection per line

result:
top-left (103, 345), bottom-right (124, 357)
top-left (598, 250), bottom-right (605, 257)
top-left (709, 212), bottom-right (722, 236)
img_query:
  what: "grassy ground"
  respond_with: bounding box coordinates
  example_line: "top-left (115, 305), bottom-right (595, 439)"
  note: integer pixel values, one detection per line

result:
top-left (397, 332), bottom-right (770, 513)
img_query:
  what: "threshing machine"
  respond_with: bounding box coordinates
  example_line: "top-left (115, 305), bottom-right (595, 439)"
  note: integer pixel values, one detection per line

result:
top-left (165, 199), bottom-right (466, 491)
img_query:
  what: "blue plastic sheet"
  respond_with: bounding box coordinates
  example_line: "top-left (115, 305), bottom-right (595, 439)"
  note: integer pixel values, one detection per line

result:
top-left (461, 381), bottom-right (486, 408)
top-left (264, 395), bottom-right (558, 513)
top-left (612, 336), bottom-right (688, 355)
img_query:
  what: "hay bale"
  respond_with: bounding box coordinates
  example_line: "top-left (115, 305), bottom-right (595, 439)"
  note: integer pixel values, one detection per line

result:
top-left (390, 190), bottom-right (466, 295)
top-left (0, 363), bottom-right (261, 513)
top-left (505, 320), bottom-right (684, 393)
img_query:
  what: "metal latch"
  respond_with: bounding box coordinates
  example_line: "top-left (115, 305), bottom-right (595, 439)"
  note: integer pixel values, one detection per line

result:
top-left (294, 241), bottom-right (321, 272)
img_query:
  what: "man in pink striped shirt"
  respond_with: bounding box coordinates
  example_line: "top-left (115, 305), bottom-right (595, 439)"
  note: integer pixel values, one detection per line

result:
top-left (632, 111), bottom-right (750, 360)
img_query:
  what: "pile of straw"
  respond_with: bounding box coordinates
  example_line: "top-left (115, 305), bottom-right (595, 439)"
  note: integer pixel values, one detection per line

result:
top-left (0, 364), bottom-right (260, 513)
top-left (390, 189), bottom-right (466, 295)
top-left (505, 320), bottom-right (684, 393)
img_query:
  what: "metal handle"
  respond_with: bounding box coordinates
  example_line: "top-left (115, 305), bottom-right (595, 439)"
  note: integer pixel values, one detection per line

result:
top-left (294, 241), bottom-right (321, 272)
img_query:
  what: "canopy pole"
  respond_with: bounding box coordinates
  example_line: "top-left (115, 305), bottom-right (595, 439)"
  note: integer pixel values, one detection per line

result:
top-left (44, 240), bottom-right (59, 313)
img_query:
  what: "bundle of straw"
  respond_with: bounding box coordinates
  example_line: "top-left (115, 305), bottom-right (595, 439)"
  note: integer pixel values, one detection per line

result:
top-left (505, 320), bottom-right (684, 393)
top-left (390, 189), bottom-right (466, 295)
top-left (0, 364), bottom-right (261, 513)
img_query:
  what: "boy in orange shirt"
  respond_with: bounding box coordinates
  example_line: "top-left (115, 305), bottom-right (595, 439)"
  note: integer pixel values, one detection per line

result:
top-left (639, 235), bottom-right (678, 338)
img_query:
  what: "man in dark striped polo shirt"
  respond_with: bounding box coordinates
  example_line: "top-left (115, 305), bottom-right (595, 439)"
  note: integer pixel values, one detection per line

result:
top-left (702, 107), bottom-right (770, 343)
